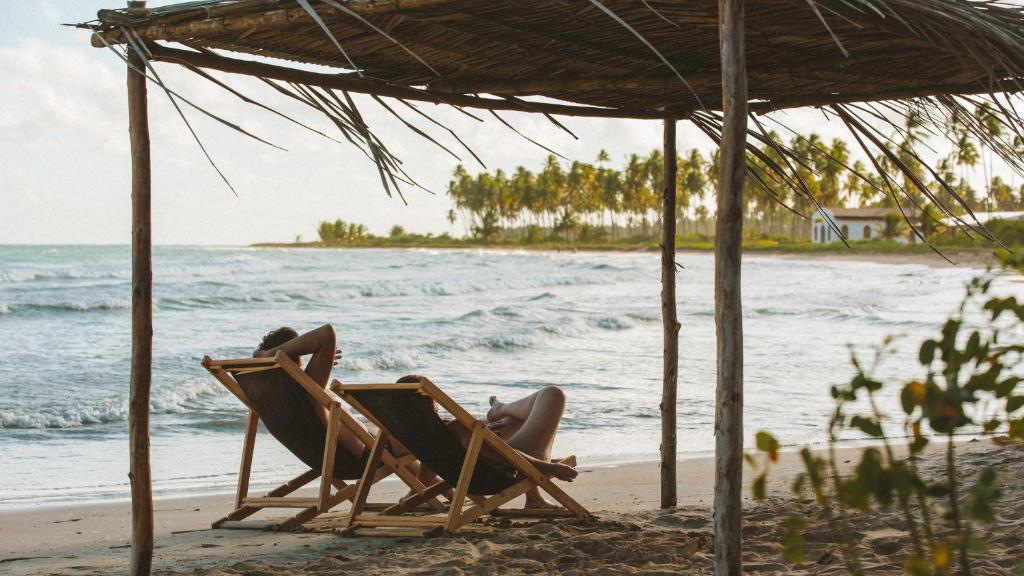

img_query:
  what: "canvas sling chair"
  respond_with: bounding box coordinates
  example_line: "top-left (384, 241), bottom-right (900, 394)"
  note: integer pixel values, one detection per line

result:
top-left (332, 377), bottom-right (591, 537)
top-left (201, 352), bottom-right (441, 531)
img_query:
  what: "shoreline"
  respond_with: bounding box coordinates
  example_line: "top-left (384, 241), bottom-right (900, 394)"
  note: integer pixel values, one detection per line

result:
top-left (5, 439), bottom-right (1018, 575)
top-left (0, 435), bottom-right (928, 513)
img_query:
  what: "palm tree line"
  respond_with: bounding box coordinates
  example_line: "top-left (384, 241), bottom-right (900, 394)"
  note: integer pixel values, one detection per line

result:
top-left (447, 124), bottom-right (1024, 242)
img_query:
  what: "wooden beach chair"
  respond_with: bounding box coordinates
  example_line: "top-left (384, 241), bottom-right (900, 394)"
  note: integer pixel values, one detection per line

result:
top-left (332, 377), bottom-right (591, 537)
top-left (201, 352), bottom-right (438, 531)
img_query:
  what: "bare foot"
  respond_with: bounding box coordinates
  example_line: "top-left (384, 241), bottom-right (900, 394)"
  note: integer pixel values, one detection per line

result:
top-left (534, 459), bottom-right (577, 482)
top-left (487, 396), bottom-right (504, 422)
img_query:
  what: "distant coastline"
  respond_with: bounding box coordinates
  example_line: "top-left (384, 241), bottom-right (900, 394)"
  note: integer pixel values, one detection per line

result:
top-left (250, 238), bottom-right (1001, 267)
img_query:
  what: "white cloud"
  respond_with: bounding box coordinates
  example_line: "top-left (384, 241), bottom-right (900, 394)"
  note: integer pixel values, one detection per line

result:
top-left (0, 39), bottom-right (124, 149)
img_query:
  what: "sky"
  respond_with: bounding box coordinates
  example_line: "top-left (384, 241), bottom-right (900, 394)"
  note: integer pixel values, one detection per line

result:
top-left (0, 1), bottom-right (990, 245)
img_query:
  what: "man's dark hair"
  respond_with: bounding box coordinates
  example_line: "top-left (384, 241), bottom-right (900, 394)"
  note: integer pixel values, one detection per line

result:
top-left (258, 326), bottom-right (299, 351)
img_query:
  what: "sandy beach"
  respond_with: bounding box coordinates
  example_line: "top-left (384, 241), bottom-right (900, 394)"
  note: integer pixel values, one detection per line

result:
top-left (3, 439), bottom-right (1020, 575)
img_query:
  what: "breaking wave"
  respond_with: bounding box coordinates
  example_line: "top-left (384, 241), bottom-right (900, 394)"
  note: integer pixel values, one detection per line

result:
top-left (429, 333), bottom-right (538, 352)
top-left (591, 316), bottom-right (634, 330)
top-left (0, 378), bottom-right (225, 430)
top-left (5, 300), bottom-right (130, 314)
top-left (340, 351), bottom-right (419, 372)
top-left (0, 269), bottom-right (128, 284)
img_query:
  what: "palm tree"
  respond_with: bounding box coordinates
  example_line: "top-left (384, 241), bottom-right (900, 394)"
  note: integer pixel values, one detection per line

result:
top-left (881, 212), bottom-right (907, 240)
top-left (704, 149), bottom-right (720, 236)
top-left (446, 208), bottom-right (457, 236)
top-left (821, 138), bottom-right (849, 207)
top-left (537, 155), bottom-right (566, 231)
top-left (975, 102), bottom-right (1004, 212)
top-left (600, 164), bottom-right (623, 238)
top-left (511, 166), bottom-right (536, 233)
top-left (644, 150), bottom-right (665, 234)
top-left (917, 203), bottom-right (941, 238)
top-left (695, 205), bottom-right (710, 237)
top-left (679, 149), bottom-right (706, 237)
top-left (622, 154), bottom-right (648, 236)
top-left (989, 176), bottom-right (1016, 211)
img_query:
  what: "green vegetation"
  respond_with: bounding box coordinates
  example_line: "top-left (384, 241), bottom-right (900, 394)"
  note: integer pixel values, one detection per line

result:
top-left (444, 125), bottom-right (1023, 244)
top-left (260, 122), bottom-right (1024, 254)
top-left (257, 216), bottom-right (1022, 262)
top-left (748, 257), bottom-right (1024, 575)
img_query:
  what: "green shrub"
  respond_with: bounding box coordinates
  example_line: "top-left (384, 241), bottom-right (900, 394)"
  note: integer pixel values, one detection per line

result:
top-left (749, 260), bottom-right (1023, 575)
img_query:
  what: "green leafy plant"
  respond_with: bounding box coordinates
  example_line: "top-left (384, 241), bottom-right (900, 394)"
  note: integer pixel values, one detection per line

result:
top-left (748, 262), bottom-right (1022, 575)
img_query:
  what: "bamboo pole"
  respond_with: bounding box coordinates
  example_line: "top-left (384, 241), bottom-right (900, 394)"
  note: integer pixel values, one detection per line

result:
top-left (660, 119), bottom-right (679, 509)
top-left (127, 0), bottom-right (154, 573)
top-left (714, 0), bottom-right (747, 574)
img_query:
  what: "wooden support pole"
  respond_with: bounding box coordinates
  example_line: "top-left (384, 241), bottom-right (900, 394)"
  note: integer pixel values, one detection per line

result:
top-left (127, 0), bottom-right (154, 572)
top-left (660, 119), bottom-right (680, 509)
top-left (715, 0), bottom-right (747, 574)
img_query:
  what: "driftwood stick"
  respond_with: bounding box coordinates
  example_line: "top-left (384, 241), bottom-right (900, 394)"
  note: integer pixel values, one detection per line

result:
top-left (660, 119), bottom-right (680, 510)
top-left (127, 3), bottom-right (154, 573)
top-left (714, 0), bottom-right (747, 574)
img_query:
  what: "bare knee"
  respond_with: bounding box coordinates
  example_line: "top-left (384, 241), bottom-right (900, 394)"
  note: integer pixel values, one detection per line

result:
top-left (539, 386), bottom-right (565, 408)
top-left (317, 323), bottom-right (336, 345)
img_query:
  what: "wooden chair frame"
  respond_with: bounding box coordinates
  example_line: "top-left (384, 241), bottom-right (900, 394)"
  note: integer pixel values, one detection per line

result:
top-left (201, 352), bottom-right (438, 531)
top-left (333, 377), bottom-right (591, 537)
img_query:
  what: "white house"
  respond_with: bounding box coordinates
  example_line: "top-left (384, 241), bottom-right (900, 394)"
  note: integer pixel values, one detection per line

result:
top-left (811, 207), bottom-right (895, 243)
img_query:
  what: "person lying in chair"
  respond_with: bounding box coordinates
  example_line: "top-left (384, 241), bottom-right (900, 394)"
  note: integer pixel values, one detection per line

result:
top-left (486, 387), bottom-right (579, 508)
top-left (253, 324), bottom-right (368, 460)
top-left (397, 375), bottom-right (578, 509)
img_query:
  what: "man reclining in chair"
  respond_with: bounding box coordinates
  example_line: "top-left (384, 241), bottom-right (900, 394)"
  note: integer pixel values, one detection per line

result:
top-left (253, 324), bottom-right (368, 460)
top-left (397, 375), bottom-right (579, 509)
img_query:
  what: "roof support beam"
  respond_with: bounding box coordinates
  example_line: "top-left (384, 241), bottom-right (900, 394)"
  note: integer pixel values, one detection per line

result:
top-left (428, 65), bottom-right (995, 100)
top-left (141, 43), bottom-right (682, 119)
top-left (749, 79), bottom-right (1023, 113)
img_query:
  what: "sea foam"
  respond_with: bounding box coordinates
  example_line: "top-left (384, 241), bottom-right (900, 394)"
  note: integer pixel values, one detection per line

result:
top-left (0, 377), bottom-right (225, 430)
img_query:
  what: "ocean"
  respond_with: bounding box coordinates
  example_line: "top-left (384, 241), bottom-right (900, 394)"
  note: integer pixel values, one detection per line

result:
top-left (0, 245), bottom-right (1015, 508)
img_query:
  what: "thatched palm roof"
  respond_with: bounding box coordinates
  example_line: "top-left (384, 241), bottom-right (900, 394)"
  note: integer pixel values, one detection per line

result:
top-left (87, 0), bottom-right (1024, 118)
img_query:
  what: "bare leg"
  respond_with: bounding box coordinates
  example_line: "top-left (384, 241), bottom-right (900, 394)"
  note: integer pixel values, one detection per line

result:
top-left (486, 391), bottom-right (542, 424)
top-left (494, 387), bottom-right (565, 460)
top-left (489, 387), bottom-right (570, 508)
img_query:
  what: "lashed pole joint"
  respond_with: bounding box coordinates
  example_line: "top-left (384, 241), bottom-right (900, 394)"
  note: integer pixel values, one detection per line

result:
top-left (715, 0), bottom-right (747, 574)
